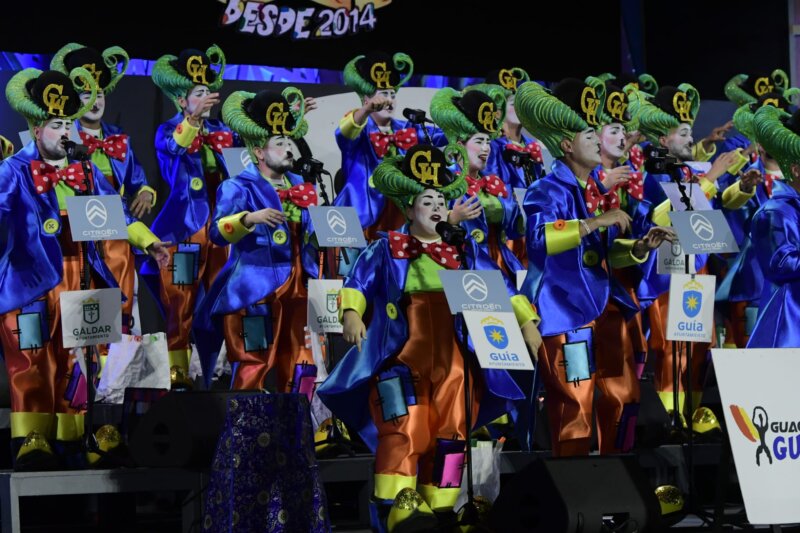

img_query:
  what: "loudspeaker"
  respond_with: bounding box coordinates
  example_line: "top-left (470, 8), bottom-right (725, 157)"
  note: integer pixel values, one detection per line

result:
top-left (126, 389), bottom-right (261, 468)
top-left (490, 455), bottom-right (661, 532)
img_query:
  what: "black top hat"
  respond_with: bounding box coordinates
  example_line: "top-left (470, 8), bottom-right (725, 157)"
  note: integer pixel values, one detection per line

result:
top-left (26, 70), bottom-right (82, 118)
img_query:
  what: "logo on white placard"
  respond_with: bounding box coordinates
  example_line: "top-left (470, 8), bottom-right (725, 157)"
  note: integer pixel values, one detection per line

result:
top-left (462, 273), bottom-right (488, 302)
top-left (690, 213), bottom-right (714, 241)
top-left (240, 149), bottom-right (252, 168)
top-left (85, 199), bottom-right (108, 228)
top-left (327, 209), bottom-right (347, 236)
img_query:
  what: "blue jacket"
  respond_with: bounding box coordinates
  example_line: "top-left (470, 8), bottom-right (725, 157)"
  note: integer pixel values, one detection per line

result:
top-left (485, 134), bottom-right (545, 191)
top-left (193, 165), bottom-right (319, 383)
top-left (520, 160), bottom-right (639, 336)
top-left (333, 115), bottom-right (446, 229)
top-left (747, 186), bottom-right (800, 347)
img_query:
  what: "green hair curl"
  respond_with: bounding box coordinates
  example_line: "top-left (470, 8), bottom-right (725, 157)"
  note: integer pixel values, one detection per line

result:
top-left (342, 52), bottom-right (413, 98)
top-left (429, 85), bottom-right (506, 143)
top-left (753, 104), bottom-right (800, 181)
top-left (372, 152), bottom-right (468, 212)
top-left (152, 44), bottom-right (226, 111)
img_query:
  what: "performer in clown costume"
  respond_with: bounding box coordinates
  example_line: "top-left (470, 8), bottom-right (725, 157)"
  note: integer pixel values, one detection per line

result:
top-left (746, 105), bottom-right (800, 347)
top-left (0, 68), bottom-right (169, 469)
top-left (587, 77), bottom-right (652, 384)
top-left (146, 45), bottom-right (240, 389)
top-left (193, 88), bottom-right (320, 392)
top-left (483, 68), bottom-right (545, 190)
top-left (51, 43), bottom-right (157, 336)
top-left (318, 144), bottom-right (542, 530)
top-left (715, 92), bottom-right (793, 348)
top-left (630, 84), bottom-right (761, 420)
top-left (516, 78), bottom-right (675, 456)
top-left (430, 85), bottom-right (525, 279)
top-left (333, 51), bottom-right (446, 240)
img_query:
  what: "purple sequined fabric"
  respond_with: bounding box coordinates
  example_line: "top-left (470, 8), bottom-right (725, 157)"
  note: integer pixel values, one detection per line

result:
top-left (203, 393), bottom-right (331, 532)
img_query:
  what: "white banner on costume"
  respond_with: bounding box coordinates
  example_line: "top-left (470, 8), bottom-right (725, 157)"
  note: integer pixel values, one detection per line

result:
top-left (713, 348), bottom-right (800, 525)
top-left (656, 240), bottom-right (696, 275)
top-left (666, 274), bottom-right (715, 343)
top-left (60, 288), bottom-right (122, 348)
top-left (307, 279), bottom-right (343, 334)
top-left (463, 311), bottom-right (533, 371)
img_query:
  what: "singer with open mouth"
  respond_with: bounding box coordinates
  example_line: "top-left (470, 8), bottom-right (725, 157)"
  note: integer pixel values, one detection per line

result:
top-left (430, 86), bottom-right (526, 281)
top-left (317, 144), bottom-right (542, 531)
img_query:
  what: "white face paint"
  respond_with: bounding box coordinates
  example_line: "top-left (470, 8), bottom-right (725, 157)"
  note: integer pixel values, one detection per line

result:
top-left (600, 123), bottom-right (626, 161)
top-left (663, 124), bottom-right (694, 162)
top-left (80, 90), bottom-right (105, 122)
top-left (570, 127), bottom-right (602, 168)
top-left (182, 85), bottom-right (212, 118)
top-left (35, 118), bottom-right (73, 160)
top-left (408, 189), bottom-right (446, 239)
top-left (256, 135), bottom-right (295, 175)
top-left (465, 133), bottom-right (491, 174)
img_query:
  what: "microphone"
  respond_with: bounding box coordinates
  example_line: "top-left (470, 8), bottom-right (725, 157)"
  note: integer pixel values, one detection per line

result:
top-left (402, 108), bottom-right (435, 125)
top-left (294, 156), bottom-right (326, 178)
top-left (62, 138), bottom-right (90, 161)
top-left (502, 145), bottom-right (531, 168)
top-left (435, 221), bottom-right (467, 248)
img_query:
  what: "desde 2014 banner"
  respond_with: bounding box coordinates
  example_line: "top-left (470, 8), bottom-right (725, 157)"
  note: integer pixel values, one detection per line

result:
top-left (219, 0), bottom-right (390, 39)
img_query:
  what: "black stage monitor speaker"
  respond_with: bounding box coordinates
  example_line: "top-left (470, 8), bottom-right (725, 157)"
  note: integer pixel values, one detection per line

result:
top-left (490, 455), bottom-right (661, 532)
top-left (126, 389), bottom-right (261, 468)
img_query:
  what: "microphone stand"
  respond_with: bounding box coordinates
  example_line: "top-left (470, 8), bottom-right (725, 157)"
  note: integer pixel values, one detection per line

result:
top-left (70, 141), bottom-right (131, 467)
top-left (667, 162), bottom-right (708, 526)
top-left (306, 163), bottom-right (354, 456)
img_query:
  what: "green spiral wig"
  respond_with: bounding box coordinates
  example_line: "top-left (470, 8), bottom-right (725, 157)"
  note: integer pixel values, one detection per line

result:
top-left (50, 43), bottom-right (129, 94)
top-left (753, 105), bottom-right (800, 181)
top-left (152, 45), bottom-right (226, 111)
top-left (724, 69), bottom-right (792, 107)
top-left (6, 67), bottom-right (97, 130)
top-left (222, 87), bottom-right (308, 164)
top-left (343, 52), bottom-right (413, 98)
top-left (598, 72), bottom-right (658, 96)
top-left (632, 84), bottom-right (699, 144)
top-left (485, 67), bottom-right (530, 96)
top-left (372, 146), bottom-right (468, 212)
top-left (429, 85), bottom-right (506, 144)
top-left (514, 78), bottom-right (605, 158)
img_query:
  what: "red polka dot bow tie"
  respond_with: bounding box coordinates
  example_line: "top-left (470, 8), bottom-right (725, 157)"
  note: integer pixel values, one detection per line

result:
top-left (584, 177), bottom-right (620, 213)
top-left (276, 183), bottom-right (318, 208)
top-left (388, 231), bottom-right (462, 269)
top-left (596, 169), bottom-right (645, 202)
top-left (629, 145), bottom-right (644, 170)
top-left (369, 128), bottom-right (418, 158)
top-left (187, 130), bottom-right (234, 155)
top-left (78, 131), bottom-right (129, 162)
top-left (466, 174), bottom-right (508, 198)
top-left (505, 141), bottom-right (543, 164)
top-left (29, 160), bottom-right (89, 194)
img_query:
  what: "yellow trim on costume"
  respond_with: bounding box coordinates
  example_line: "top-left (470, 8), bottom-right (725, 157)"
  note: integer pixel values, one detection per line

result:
top-left (692, 141), bottom-right (717, 162)
top-left (417, 484), bottom-right (461, 511)
top-left (173, 117), bottom-right (200, 148)
top-left (544, 219), bottom-right (581, 255)
top-left (699, 178), bottom-right (717, 200)
top-left (10, 412), bottom-right (56, 440)
top-left (657, 390), bottom-right (687, 420)
top-left (721, 180), bottom-right (756, 210)
top-left (652, 199), bottom-right (672, 227)
top-left (217, 212), bottom-right (254, 244)
top-left (374, 473), bottom-right (417, 500)
top-left (137, 185), bottom-right (158, 207)
top-left (339, 110), bottom-right (367, 140)
top-left (169, 348), bottom-right (191, 371)
top-left (608, 238), bottom-right (648, 269)
top-left (339, 288), bottom-right (367, 320)
top-left (510, 294), bottom-right (539, 327)
top-left (55, 413), bottom-right (85, 441)
top-left (127, 221), bottom-right (159, 251)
